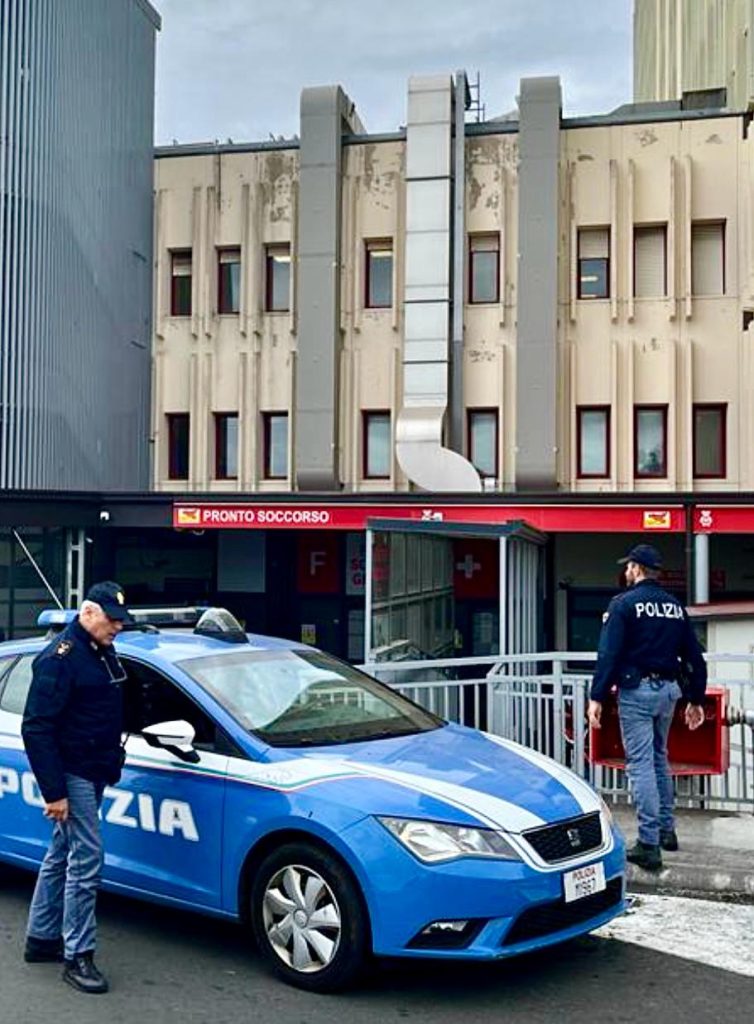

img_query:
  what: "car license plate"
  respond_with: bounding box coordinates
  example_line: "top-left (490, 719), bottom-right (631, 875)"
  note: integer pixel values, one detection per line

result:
top-left (563, 862), bottom-right (606, 903)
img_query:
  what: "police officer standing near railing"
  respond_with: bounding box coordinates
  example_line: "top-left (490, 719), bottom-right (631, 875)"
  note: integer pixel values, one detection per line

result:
top-left (21, 582), bottom-right (133, 994)
top-left (588, 545), bottom-right (707, 872)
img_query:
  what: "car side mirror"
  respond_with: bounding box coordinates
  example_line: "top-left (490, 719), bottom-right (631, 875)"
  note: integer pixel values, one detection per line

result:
top-left (141, 720), bottom-right (200, 764)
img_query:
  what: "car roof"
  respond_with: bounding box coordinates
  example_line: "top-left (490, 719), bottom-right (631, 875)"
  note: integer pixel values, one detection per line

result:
top-left (0, 629), bottom-right (313, 665)
top-left (117, 630), bottom-right (313, 665)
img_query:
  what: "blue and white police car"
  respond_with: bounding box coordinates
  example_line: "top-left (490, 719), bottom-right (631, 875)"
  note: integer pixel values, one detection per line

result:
top-left (0, 608), bottom-right (626, 990)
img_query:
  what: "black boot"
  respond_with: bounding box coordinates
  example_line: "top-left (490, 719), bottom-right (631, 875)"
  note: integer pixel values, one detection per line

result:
top-left (24, 936), bottom-right (64, 963)
top-left (626, 839), bottom-right (663, 872)
top-left (660, 829), bottom-right (679, 851)
top-left (62, 952), bottom-right (109, 994)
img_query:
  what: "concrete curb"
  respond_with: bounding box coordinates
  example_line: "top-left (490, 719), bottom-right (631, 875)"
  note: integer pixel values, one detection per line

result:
top-left (626, 861), bottom-right (754, 901)
top-left (608, 803), bottom-right (754, 901)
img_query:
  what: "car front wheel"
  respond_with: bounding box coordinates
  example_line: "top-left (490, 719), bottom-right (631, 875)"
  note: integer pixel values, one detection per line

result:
top-left (250, 841), bottom-right (369, 992)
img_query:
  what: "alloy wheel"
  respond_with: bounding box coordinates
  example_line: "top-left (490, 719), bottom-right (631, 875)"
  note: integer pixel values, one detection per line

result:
top-left (262, 863), bottom-right (342, 973)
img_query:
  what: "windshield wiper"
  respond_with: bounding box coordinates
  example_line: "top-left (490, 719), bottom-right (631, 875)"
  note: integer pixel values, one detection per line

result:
top-left (255, 720), bottom-right (442, 748)
top-left (257, 731), bottom-right (344, 748)
top-left (357, 725), bottom-right (428, 742)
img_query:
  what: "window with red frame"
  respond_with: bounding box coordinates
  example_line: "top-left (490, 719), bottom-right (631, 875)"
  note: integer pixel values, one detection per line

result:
top-left (218, 249), bottom-right (241, 314)
top-left (167, 413), bottom-right (190, 479)
top-left (467, 409), bottom-right (498, 478)
top-left (469, 235), bottom-right (500, 304)
top-left (363, 412), bottom-right (391, 478)
top-left (265, 245), bottom-right (290, 312)
top-left (577, 228), bottom-right (609, 299)
top-left (263, 412), bottom-right (288, 478)
top-left (693, 404), bottom-right (726, 478)
top-left (692, 222), bottom-right (725, 296)
top-left (365, 240), bottom-right (393, 308)
top-left (214, 413), bottom-right (239, 479)
top-left (634, 406), bottom-right (667, 477)
top-left (634, 225), bottom-right (667, 297)
top-left (577, 406), bottom-right (610, 478)
top-left (170, 251), bottom-right (192, 316)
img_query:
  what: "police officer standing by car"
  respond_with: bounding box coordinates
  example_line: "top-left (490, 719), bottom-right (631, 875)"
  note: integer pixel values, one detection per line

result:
top-left (21, 582), bottom-right (133, 994)
top-left (588, 545), bottom-right (707, 872)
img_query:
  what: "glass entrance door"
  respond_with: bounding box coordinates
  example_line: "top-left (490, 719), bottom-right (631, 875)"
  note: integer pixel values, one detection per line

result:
top-left (366, 527), bottom-right (454, 662)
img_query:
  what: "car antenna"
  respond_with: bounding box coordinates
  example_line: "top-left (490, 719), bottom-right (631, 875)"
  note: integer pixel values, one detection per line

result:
top-left (11, 528), bottom-right (65, 610)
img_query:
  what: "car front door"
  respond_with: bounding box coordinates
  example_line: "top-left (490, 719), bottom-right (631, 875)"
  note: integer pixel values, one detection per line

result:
top-left (0, 654), bottom-right (51, 867)
top-left (102, 657), bottom-right (229, 910)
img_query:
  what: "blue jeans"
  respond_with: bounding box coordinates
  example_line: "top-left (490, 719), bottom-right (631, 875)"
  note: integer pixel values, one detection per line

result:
top-left (27, 774), bottom-right (105, 960)
top-left (618, 679), bottom-right (681, 846)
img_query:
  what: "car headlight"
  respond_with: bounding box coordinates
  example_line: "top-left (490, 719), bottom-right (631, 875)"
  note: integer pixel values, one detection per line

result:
top-left (378, 816), bottom-right (521, 863)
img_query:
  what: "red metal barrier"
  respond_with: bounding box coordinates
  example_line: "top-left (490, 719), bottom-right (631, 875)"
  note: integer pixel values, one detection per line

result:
top-left (589, 686), bottom-right (730, 775)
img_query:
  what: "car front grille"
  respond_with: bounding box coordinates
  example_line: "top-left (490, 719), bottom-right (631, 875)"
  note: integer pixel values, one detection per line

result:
top-left (502, 877), bottom-right (623, 946)
top-left (523, 811), bottom-right (603, 863)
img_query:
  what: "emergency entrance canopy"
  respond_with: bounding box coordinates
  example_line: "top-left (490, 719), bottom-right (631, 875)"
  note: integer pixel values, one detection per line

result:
top-left (364, 519), bottom-right (547, 664)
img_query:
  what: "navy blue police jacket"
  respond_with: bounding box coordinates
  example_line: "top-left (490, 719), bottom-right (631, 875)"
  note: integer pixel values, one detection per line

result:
top-left (21, 618), bottom-right (125, 803)
top-left (590, 579), bottom-right (707, 704)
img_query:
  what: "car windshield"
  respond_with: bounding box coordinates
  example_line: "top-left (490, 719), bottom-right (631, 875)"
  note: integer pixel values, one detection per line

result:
top-left (176, 648), bottom-right (443, 747)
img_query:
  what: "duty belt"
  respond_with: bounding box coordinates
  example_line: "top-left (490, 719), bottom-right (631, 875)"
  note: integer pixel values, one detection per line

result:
top-left (641, 671), bottom-right (670, 689)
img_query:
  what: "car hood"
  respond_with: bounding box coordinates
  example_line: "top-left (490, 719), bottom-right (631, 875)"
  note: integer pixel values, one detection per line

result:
top-left (262, 723), bottom-right (601, 834)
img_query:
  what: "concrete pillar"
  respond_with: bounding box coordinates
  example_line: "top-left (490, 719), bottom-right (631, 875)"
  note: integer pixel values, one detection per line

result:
top-left (515, 77), bottom-right (562, 491)
top-left (295, 86), bottom-right (363, 491)
top-left (693, 532), bottom-right (710, 604)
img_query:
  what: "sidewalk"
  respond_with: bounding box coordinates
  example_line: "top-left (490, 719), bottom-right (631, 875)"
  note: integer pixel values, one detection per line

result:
top-left (609, 804), bottom-right (754, 900)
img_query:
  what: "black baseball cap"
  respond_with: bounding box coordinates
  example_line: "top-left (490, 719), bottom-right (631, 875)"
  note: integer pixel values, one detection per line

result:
top-left (85, 581), bottom-right (133, 622)
top-left (617, 544), bottom-right (663, 570)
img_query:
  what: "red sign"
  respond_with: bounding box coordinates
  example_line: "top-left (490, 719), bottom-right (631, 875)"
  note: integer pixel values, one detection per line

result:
top-left (453, 539), bottom-right (499, 599)
top-left (694, 506), bottom-right (754, 533)
top-left (345, 533), bottom-right (366, 595)
top-left (173, 502), bottom-right (685, 533)
top-left (296, 533), bottom-right (339, 594)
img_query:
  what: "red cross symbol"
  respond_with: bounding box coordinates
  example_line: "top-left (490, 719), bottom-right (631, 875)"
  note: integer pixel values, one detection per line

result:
top-left (456, 554), bottom-right (481, 579)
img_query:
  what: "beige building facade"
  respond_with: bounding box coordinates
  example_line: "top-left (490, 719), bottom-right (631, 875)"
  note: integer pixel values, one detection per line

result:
top-left (153, 76), bottom-right (754, 497)
top-left (634, 0), bottom-right (754, 109)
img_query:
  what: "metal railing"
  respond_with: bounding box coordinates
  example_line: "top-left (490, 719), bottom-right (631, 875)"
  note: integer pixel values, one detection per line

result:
top-left (360, 651), bottom-right (754, 813)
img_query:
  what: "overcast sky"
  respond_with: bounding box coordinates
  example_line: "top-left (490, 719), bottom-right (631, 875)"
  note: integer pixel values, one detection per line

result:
top-left (154, 0), bottom-right (633, 145)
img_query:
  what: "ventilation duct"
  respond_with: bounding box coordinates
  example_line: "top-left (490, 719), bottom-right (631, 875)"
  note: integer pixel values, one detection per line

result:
top-left (395, 75), bottom-right (481, 493)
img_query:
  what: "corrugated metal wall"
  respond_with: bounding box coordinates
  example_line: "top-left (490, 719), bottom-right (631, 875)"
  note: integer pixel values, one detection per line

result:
top-left (0, 0), bottom-right (158, 490)
top-left (634, 0), bottom-right (754, 108)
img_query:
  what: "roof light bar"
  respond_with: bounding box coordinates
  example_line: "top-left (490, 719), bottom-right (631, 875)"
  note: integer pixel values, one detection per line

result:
top-left (37, 606), bottom-right (209, 631)
top-left (126, 607), bottom-right (207, 628)
top-left (194, 607), bottom-right (250, 644)
top-left (37, 609), bottom-right (77, 628)
top-left (37, 605), bottom-right (248, 638)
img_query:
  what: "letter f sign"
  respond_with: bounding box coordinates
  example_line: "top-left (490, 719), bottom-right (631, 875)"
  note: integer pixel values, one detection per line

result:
top-left (309, 551), bottom-right (326, 577)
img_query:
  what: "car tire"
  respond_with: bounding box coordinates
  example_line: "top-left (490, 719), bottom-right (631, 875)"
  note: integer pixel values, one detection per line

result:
top-left (250, 841), bottom-right (369, 992)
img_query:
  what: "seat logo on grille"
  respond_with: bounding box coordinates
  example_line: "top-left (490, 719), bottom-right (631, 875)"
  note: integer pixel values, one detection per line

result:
top-left (566, 827), bottom-right (582, 848)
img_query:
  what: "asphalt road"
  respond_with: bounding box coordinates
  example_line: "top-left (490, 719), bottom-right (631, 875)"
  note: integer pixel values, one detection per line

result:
top-left (1, 866), bottom-right (752, 1024)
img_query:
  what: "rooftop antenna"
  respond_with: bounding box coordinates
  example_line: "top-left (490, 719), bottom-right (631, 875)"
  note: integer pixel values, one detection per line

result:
top-left (468, 71), bottom-right (485, 122)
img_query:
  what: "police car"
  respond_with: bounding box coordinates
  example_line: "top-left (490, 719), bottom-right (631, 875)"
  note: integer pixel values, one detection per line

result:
top-left (0, 608), bottom-right (626, 991)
